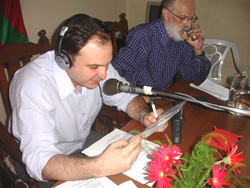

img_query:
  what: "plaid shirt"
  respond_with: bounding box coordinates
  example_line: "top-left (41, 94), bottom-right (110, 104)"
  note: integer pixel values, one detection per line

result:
top-left (112, 19), bottom-right (211, 89)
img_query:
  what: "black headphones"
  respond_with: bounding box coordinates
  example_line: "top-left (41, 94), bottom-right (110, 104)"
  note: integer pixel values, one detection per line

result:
top-left (55, 14), bottom-right (88, 70)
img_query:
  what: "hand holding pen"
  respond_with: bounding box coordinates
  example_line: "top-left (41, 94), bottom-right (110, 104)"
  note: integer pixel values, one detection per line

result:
top-left (138, 97), bottom-right (168, 132)
top-left (150, 98), bottom-right (169, 132)
top-left (150, 98), bottom-right (158, 118)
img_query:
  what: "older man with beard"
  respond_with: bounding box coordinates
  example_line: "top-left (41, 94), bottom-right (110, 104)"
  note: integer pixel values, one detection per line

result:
top-left (111, 0), bottom-right (211, 90)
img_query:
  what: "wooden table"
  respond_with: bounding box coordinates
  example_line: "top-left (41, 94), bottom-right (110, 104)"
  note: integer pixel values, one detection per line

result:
top-left (53, 79), bottom-right (250, 187)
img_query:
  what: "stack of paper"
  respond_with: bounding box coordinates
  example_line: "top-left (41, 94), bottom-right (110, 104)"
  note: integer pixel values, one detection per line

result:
top-left (189, 79), bottom-right (229, 101)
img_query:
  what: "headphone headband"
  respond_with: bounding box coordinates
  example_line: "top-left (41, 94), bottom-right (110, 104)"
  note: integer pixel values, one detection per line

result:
top-left (55, 14), bottom-right (88, 70)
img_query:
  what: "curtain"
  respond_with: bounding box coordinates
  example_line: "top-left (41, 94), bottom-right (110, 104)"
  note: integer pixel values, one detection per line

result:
top-left (0, 0), bottom-right (28, 47)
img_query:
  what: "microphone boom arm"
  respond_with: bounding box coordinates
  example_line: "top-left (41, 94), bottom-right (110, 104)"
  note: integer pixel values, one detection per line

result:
top-left (151, 89), bottom-right (250, 117)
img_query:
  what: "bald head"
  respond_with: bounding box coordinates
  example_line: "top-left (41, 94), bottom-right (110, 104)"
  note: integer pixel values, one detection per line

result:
top-left (162, 0), bottom-right (195, 11)
top-left (162, 0), bottom-right (196, 24)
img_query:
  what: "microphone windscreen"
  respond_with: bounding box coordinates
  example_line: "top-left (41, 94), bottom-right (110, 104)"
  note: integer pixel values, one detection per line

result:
top-left (103, 78), bottom-right (120, 95)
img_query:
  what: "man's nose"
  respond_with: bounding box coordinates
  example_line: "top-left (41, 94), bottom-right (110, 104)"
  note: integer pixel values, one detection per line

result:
top-left (185, 19), bottom-right (192, 28)
top-left (98, 67), bottom-right (107, 80)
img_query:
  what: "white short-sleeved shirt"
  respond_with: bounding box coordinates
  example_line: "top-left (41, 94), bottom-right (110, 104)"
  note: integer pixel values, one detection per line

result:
top-left (9, 51), bottom-right (137, 181)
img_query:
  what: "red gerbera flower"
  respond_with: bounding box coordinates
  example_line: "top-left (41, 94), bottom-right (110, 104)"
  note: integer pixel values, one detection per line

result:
top-left (147, 158), bottom-right (175, 188)
top-left (151, 144), bottom-right (182, 168)
top-left (207, 164), bottom-right (231, 188)
top-left (223, 145), bottom-right (243, 174)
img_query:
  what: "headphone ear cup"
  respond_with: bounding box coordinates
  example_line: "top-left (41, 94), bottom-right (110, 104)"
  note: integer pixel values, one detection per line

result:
top-left (55, 51), bottom-right (72, 70)
top-left (55, 14), bottom-right (88, 70)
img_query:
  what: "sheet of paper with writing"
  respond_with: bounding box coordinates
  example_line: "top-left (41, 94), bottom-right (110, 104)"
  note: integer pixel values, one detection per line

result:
top-left (82, 129), bottom-right (157, 186)
top-left (82, 128), bottom-right (134, 157)
top-left (189, 79), bottom-right (229, 101)
top-left (54, 177), bottom-right (118, 188)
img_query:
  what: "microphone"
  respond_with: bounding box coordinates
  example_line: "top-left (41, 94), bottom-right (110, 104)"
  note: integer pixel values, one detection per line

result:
top-left (103, 78), bottom-right (156, 95)
top-left (103, 78), bottom-right (250, 117)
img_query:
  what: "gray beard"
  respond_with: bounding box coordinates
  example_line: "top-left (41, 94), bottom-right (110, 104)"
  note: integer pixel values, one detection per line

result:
top-left (165, 21), bottom-right (184, 42)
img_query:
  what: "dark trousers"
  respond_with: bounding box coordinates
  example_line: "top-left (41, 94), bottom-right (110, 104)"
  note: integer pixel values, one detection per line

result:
top-left (14, 130), bottom-right (104, 188)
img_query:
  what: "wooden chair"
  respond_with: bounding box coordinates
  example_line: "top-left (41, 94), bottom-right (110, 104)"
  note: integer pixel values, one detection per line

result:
top-left (92, 13), bottom-right (130, 134)
top-left (0, 30), bottom-right (51, 188)
top-left (104, 13), bottom-right (128, 56)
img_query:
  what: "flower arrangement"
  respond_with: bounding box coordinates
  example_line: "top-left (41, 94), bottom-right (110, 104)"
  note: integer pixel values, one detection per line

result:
top-left (146, 126), bottom-right (250, 188)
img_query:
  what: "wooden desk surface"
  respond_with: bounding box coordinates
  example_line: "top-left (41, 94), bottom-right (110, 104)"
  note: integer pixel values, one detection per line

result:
top-left (123, 79), bottom-right (250, 176)
top-left (53, 79), bottom-right (250, 187)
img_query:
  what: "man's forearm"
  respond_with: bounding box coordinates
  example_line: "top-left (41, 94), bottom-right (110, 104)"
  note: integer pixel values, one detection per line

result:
top-left (42, 154), bottom-right (100, 181)
top-left (42, 137), bottom-right (142, 181)
top-left (126, 96), bottom-right (150, 121)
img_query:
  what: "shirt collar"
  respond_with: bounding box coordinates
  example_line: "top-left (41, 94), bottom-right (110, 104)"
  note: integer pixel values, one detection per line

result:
top-left (52, 54), bottom-right (76, 99)
top-left (156, 19), bottom-right (173, 45)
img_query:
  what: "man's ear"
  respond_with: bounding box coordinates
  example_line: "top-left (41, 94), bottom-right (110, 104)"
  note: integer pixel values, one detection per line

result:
top-left (162, 8), bottom-right (170, 22)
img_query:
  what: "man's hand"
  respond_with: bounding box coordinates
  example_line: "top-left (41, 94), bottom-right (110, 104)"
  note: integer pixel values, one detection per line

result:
top-left (141, 109), bottom-right (169, 132)
top-left (181, 24), bottom-right (205, 55)
top-left (96, 135), bottom-right (143, 176)
top-left (126, 96), bottom-right (168, 132)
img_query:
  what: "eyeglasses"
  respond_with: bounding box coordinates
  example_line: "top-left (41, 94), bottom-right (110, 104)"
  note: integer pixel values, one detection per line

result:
top-left (166, 8), bottom-right (198, 23)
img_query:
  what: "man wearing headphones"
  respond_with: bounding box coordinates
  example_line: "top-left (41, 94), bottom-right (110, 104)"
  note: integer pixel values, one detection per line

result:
top-left (9, 14), bottom-right (167, 186)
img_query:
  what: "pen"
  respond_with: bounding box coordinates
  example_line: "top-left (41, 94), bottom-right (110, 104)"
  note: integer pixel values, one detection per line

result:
top-left (150, 98), bottom-right (158, 118)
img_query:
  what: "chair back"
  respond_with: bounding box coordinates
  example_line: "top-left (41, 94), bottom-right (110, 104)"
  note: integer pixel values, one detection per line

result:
top-left (0, 30), bottom-right (51, 188)
top-left (0, 30), bottom-right (51, 117)
top-left (203, 39), bottom-right (247, 85)
top-left (104, 13), bottom-right (128, 56)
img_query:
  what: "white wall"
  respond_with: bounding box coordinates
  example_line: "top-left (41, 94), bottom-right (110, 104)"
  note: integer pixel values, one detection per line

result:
top-left (21, 0), bottom-right (250, 75)
top-left (195, 0), bottom-right (250, 81)
top-left (21, 0), bottom-right (126, 47)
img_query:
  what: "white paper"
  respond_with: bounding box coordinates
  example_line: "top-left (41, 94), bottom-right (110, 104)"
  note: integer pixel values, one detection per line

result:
top-left (82, 129), bottom-right (158, 186)
top-left (82, 129), bottom-right (134, 157)
top-left (54, 177), bottom-right (118, 188)
top-left (123, 139), bottom-right (157, 186)
top-left (190, 79), bottom-right (229, 101)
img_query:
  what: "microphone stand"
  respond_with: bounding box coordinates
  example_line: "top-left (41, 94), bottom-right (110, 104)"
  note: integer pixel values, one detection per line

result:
top-left (150, 89), bottom-right (250, 117)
